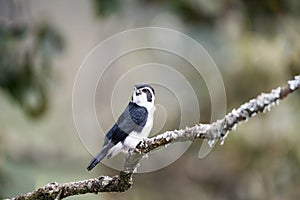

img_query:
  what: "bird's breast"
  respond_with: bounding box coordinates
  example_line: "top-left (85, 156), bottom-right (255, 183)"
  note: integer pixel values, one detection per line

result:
top-left (123, 106), bottom-right (155, 149)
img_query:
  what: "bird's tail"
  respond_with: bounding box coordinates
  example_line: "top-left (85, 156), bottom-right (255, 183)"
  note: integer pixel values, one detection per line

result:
top-left (87, 142), bottom-right (114, 171)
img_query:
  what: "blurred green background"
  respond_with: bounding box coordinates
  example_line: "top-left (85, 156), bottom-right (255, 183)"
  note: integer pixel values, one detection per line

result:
top-left (1, 0), bottom-right (300, 199)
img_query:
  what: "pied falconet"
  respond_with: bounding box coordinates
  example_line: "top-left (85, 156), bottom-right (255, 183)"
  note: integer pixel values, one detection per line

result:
top-left (87, 83), bottom-right (156, 171)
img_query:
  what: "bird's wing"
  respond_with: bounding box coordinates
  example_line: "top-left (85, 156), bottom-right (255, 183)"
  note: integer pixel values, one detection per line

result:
top-left (105, 123), bottom-right (128, 145)
top-left (105, 102), bottom-right (148, 145)
top-left (117, 102), bottom-right (148, 134)
top-left (87, 102), bottom-right (149, 170)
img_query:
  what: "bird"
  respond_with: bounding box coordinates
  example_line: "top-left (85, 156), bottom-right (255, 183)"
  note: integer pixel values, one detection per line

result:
top-left (87, 83), bottom-right (156, 171)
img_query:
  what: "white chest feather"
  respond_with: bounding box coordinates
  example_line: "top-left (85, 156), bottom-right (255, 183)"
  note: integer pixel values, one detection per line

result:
top-left (123, 104), bottom-right (155, 149)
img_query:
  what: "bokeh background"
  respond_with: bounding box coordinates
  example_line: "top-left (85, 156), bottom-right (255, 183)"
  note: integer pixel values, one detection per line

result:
top-left (1, 0), bottom-right (300, 199)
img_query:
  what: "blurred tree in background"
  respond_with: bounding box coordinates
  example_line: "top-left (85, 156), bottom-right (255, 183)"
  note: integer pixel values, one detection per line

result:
top-left (0, 0), bottom-right (64, 118)
top-left (0, 1), bottom-right (64, 198)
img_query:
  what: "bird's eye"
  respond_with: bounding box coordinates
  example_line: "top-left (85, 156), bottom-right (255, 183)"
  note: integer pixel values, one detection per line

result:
top-left (142, 89), bottom-right (148, 93)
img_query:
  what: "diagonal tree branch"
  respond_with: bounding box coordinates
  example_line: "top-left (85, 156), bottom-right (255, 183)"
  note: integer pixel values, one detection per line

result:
top-left (136, 75), bottom-right (300, 153)
top-left (8, 75), bottom-right (300, 200)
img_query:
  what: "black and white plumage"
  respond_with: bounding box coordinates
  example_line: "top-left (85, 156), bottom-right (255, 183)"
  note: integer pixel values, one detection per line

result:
top-left (87, 83), bottom-right (156, 171)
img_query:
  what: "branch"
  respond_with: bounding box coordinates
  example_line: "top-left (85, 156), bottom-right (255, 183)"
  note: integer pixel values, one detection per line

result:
top-left (136, 75), bottom-right (300, 152)
top-left (9, 172), bottom-right (133, 200)
top-left (8, 75), bottom-right (300, 200)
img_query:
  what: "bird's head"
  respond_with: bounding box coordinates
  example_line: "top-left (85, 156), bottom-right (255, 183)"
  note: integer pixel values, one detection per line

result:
top-left (131, 83), bottom-right (155, 107)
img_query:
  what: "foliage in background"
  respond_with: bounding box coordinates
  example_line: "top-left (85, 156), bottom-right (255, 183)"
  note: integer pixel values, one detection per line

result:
top-left (0, 1), bottom-right (64, 118)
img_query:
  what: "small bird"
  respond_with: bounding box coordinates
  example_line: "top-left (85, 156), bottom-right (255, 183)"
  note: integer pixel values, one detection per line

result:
top-left (87, 83), bottom-right (156, 171)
